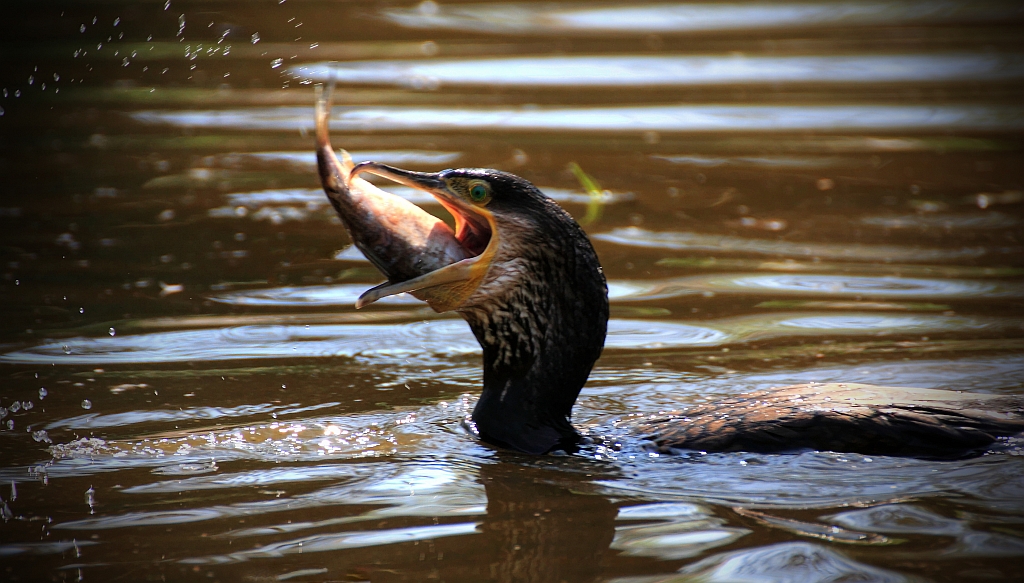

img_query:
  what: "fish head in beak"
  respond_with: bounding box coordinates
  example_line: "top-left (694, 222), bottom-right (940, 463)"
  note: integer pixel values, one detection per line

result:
top-left (348, 162), bottom-right (501, 313)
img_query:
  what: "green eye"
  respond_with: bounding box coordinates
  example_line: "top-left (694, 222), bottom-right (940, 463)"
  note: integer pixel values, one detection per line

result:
top-left (469, 183), bottom-right (489, 202)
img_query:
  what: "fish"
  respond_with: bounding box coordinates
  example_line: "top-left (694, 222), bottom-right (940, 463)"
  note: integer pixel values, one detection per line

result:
top-left (315, 84), bottom-right (472, 310)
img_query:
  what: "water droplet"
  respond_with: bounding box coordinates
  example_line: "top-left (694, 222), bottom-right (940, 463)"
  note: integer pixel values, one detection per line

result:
top-left (5, 420), bottom-right (12, 430)
top-left (81, 399), bottom-right (92, 410)
top-left (108, 327), bottom-right (116, 337)
top-left (80, 24), bottom-right (86, 33)
top-left (27, 75), bottom-right (34, 85)
top-left (53, 73), bottom-right (60, 81)
top-left (85, 486), bottom-right (95, 513)
top-left (9, 402), bottom-right (20, 413)
top-left (419, 0), bottom-right (438, 16)
top-left (39, 388), bottom-right (47, 399)
top-left (79, 307), bottom-right (85, 314)
top-left (251, 32), bottom-right (260, 44)
top-left (113, 17), bottom-right (120, 26)
top-left (270, 58), bottom-right (283, 68)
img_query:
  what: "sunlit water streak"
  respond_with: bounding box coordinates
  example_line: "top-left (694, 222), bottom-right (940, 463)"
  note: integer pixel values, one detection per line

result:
top-left (2, 312), bottom-right (1019, 365)
top-left (380, 0), bottom-right (1023, 35)
top-left (609, 541), bottom-right (929, 583)
top-left (207, 270), bottom-right (1024, 311)
top-left (210, 185), bottom-right (631, 216)
top-left (653, 154), bottom-right (870, 169)
top-left (609, 273), bottom-right (1024, 301)
top-left (292, 53), bottom-right (1024, 88)
top-left (130, 104), bottom-right (1024, 133)
top-left (230, 149), bottom-right (462, 170)
top-left (45, 400), bottom-right (341, 431)
top-left (594, 226), bottom-right (1011, 262)
top-left (859, 212), bottom-right (1020, 230)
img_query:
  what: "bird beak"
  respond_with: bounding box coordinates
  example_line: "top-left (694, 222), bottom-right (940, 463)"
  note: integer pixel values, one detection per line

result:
top-left (348, 162), bottom-right (500, 312)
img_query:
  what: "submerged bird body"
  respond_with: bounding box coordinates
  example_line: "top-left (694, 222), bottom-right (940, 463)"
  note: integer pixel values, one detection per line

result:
top-left (638, 383), bottom-right (1024, 458)
top-left (315, 88), bottom-right (1023, 457)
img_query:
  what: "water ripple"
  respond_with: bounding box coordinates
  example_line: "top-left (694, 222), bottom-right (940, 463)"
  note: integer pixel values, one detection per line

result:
top-left (293, 54), bottom-right (1024, 88)
top-left (182, 522), bottom-right (480, 564)
top-left (826, 504), bottom-right (965, 536)
top-left (626, 541), bottom-right (927, 583)
top-left (131, 104), bottom-right (1024, 134)
top-left (0, 541), bottom-right (98, 558)
top-left (860, 212), bottom-right (1019, 230)
top-left (241, 150), bottom-right (462, 169)
top-left (45, 401), bottom-right (339, 431)
top-left (210, 284), bottom-right (424, 307)
top-left (653, 154), bottom-right (869, 169)
top-left (612, 273), bottom-right (1024, 301)
top-left (824, 505), bottom-right (1024, 559)
top-left (595, 226), bottom-right (1002, 262)
top-left (2, 313), bottom-right (1017, 366)
top-left (380, 1), bottom-right (1021, 35)
top-left (212, 185), bottom-right (630, 221)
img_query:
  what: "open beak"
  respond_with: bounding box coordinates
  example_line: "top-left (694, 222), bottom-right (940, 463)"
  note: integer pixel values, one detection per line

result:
top-left (348, 162), bottom-right (500, 312)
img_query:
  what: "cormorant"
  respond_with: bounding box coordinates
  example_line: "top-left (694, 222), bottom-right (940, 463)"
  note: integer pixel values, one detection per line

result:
top-left (314, 86), bottom-right (1024, 457)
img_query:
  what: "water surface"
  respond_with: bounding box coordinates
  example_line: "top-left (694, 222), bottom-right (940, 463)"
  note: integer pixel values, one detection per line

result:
top-left (2, 1), bottom-right (1023, 582)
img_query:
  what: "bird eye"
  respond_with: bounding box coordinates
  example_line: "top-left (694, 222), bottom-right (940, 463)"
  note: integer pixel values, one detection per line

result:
top-left (469, 183), bottom-right (489, 202)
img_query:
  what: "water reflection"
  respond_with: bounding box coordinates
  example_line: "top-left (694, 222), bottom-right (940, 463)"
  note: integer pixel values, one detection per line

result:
top-left (859, 212), bottom-right (1019, 230)
top-left (132, 103), bottom-right (1024, 133)
top-left (0, 541), bottom-right (98, 558)
top-left (210, 185), bottom-right (632, 221)
top-left (654, 154), bottom-right (869, 169)
top-left (613, 502), bottom-right (749, 560)
top-left (8, 311), bottom-right (1018, 365)
top-left (596, 227), bottom-right (1004, 262)
top-left (615, 541), bottom-right (925, 583)
top-left (294, 53), bottom-right (1024, 88)
top-left (611, 273), bottom-right (1024, 301)
top-left (381, 1), bottom-right (1022, 34)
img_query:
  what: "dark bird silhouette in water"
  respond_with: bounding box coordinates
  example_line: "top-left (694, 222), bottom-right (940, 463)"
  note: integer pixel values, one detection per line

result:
top-left (313, 86), bottom-right (1024, 457)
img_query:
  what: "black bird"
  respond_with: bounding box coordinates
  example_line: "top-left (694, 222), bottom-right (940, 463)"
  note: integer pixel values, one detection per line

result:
top-left (314, 87), bottom-right (1024, 457)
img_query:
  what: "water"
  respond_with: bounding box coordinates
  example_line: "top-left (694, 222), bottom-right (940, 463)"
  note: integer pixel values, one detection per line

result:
top-left (2, 1), bottom-right (1023, 581)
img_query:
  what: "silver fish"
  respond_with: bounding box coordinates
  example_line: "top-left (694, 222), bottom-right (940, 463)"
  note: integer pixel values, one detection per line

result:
top-left (315, 84), bottom-right (471, 309)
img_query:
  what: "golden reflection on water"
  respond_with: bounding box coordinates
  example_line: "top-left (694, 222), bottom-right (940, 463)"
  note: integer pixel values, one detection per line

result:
top-left (1, 1), bottom-right (1023, 581)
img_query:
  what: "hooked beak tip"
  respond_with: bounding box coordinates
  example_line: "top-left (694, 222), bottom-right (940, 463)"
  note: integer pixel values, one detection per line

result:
top-left (346, 161), bottom-right (373, 186)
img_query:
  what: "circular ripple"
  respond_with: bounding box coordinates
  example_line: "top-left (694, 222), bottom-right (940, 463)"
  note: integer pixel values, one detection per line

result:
top-left (727, 274), bottom-right (1013, 298)
top-left (606, 320), bottom-right (727, 349)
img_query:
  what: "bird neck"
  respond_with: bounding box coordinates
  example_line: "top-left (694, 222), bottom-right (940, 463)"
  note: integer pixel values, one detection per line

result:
top-left (462, 256), bottom-right (608, 454)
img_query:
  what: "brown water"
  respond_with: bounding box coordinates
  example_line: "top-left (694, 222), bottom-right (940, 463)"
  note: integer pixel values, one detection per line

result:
top-left (3, 1), bottom-right (1024, 581)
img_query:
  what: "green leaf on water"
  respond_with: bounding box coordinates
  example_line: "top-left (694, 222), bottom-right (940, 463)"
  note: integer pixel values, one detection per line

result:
top-left (567, 161), bottom-right (606, 225)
